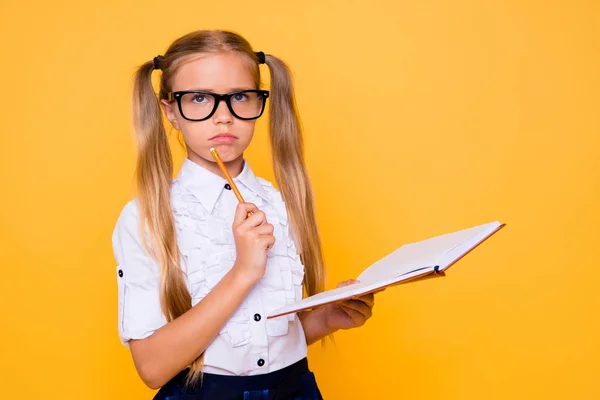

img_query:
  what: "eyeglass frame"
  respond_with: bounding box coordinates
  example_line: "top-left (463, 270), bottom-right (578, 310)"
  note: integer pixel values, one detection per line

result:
top-left (165, 89), bottom-right (270, 121)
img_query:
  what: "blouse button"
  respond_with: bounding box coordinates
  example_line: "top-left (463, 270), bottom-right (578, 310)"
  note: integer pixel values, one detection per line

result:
top-left (118, 269), bottom-right (123, 278)
top-left (254, 313), bottom-right (261, 322)
top-left (257, 358), bottom-right (265, 367)
top-left (224, 183), bottom-right (232, 190)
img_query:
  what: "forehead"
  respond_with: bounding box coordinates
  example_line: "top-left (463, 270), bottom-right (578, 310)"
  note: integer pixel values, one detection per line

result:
top-left (170, 52), bottom-right (255, 92)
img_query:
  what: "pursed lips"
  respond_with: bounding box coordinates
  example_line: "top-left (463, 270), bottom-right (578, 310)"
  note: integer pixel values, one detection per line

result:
top-left (210, 133), bottom-right (238, 143)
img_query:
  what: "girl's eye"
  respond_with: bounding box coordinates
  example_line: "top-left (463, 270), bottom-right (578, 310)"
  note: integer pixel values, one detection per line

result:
top-left (192, 94), bottom-right (209, 103)
top-left (232, 93), bottom-right (249, 102)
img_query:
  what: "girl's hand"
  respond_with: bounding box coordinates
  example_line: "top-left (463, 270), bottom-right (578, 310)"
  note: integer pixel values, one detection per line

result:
top-left (231, 202), bottom-right (275, 284)
top-left (324, 279), bottom-right (378, 331)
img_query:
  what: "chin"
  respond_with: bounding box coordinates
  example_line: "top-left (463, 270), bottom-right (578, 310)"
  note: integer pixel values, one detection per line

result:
top-left (206, 144), bottom-right (244, 163)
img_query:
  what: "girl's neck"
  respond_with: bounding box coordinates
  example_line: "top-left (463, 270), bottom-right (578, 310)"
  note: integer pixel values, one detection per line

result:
top-left (186, 151), bottom-right (244, 179)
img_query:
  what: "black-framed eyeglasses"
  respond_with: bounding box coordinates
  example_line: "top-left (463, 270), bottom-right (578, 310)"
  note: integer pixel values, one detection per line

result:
top-left (166, 89), bottom-right (269, 121)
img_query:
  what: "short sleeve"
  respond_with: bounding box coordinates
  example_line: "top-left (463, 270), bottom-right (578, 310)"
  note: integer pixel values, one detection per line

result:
top-left (112, 200), bottom-right (167, 347)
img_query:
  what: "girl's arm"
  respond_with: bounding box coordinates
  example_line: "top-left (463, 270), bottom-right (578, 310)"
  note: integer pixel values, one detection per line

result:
top-left (130, 267), bottom-right (254, 389)
top-left (129, 202), bottom-right (275, 389)
top-left (299, 280), bottom-right (376, 345)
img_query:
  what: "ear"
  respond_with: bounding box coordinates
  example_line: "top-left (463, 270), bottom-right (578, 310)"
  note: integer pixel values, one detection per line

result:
top-left (160, 99), bottom-right (181, 130)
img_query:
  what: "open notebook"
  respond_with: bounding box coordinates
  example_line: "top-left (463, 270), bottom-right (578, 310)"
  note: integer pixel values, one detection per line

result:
top-left (267, 221), bottom-right (505, 319)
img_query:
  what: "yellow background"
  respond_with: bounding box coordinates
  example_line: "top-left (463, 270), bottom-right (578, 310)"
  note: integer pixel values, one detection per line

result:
top-left (1, 0), bottom-right (598, 398)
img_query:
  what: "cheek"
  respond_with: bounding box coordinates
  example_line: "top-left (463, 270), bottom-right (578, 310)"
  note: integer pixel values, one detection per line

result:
top-left (237, 120), bottom-right (257, 143)
top-left (179, 121), bottom-right (212, 147)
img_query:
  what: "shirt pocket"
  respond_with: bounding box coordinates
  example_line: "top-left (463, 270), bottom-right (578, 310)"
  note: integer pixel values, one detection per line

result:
top-left (261, 291), bottom-right (290, 337)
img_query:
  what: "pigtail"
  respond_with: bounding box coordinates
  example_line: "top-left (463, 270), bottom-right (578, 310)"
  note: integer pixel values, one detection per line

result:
top-left (132, 60), bottom-right (202, 385)
top-left (263, 55), bottom-right (326, 298)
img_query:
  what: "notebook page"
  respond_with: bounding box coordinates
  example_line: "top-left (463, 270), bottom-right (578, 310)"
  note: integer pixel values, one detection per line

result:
top-left (358, 223), bottom-right (488, 282)
top-left (437, 221), bottom-right (503, 271)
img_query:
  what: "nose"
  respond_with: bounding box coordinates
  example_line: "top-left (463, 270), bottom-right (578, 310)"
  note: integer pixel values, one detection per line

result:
top-left (212, 99), bottom-right (233, 125)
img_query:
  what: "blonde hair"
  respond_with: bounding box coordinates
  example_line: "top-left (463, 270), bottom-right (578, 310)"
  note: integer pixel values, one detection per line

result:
top-left (131, 30), bottom-right (326, 386)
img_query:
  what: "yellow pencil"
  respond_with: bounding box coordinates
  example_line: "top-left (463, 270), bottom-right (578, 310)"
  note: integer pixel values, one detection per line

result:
top-left (210, 147), bottom-right (253, 217)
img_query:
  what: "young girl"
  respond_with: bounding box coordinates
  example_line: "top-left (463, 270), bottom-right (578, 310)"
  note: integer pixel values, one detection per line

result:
top-left (112, 29), bottom-right (376, 399)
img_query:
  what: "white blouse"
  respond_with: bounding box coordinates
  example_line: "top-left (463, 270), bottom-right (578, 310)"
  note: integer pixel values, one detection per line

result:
top-left (112, 158), bottom-right (307, 376)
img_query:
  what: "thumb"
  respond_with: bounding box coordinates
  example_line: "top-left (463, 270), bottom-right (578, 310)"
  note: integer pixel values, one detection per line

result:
top-left (336, 279), bottom-right (359, 289)
top-left (233, 202), bottom-right (259, 227)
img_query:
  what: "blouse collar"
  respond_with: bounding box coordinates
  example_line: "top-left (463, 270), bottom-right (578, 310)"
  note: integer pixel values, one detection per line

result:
top-left (176, 157), bottom-right (270, 214)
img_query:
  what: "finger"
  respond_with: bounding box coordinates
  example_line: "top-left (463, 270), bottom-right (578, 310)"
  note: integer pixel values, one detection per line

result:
top-left (238, 210), bottom-right (267, 230)
top-left (336, 279), bottom-right (359, 289)
top-left (254, 223), bottom-right (274, 236)
top-left (260, 234), bottom-right (276, 250)
top-left (340, 305), bottom-right (365, 326)
top-left (233, 202), bottom-right (260, 227)
top-left (340, 299), bottom-right (372, 319)
top-left (340, 300), bottom-right (372, 317)
top-left (352, 293), bottom-right (375, 308)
